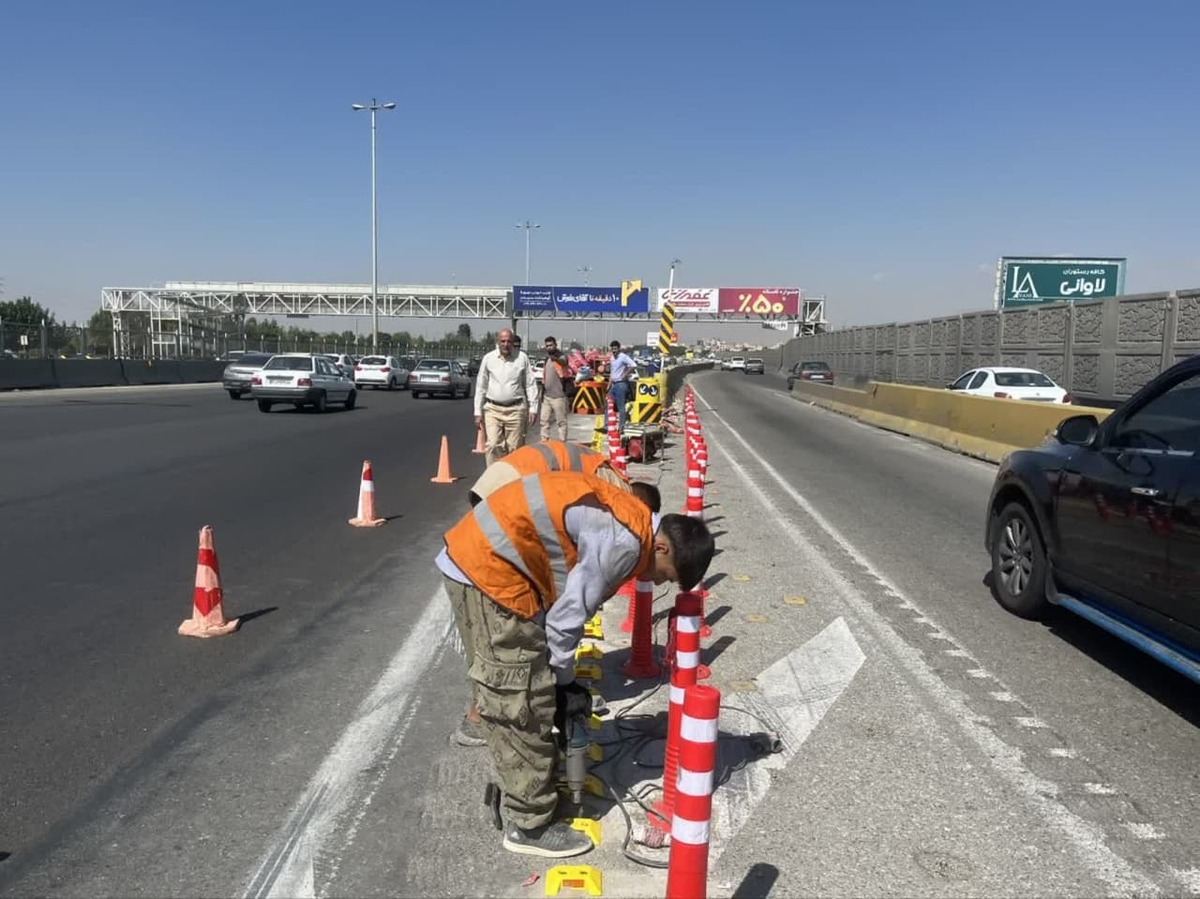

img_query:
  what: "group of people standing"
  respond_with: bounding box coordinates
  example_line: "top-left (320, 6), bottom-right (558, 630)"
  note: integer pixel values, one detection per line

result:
top-left (473, 328), bottom-right (640, 465)
top-left (439, 330), bottom-right (715, 861)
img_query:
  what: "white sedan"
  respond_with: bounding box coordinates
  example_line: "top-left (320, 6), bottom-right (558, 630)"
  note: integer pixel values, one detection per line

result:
top-left (354, 355), bottom-right (409, 389)
top-left (947, 366), bottom-right (1072, 403)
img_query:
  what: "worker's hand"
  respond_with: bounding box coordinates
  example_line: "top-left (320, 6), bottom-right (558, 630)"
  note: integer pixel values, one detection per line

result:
top-left (528, 410), bottom-right (538, 426)
top-left (474, 415), bottom-right (483, 428)
top-left (554, 681), bottom-right (593, 731)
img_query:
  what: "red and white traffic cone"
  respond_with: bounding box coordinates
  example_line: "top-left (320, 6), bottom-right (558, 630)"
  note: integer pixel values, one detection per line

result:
top-left (471, 420), bottom-right (487, 454)
top-left (348, 460), bottom-right (386, 527)
top-left (621, 578), bottom-right (660, 679)
top-left (652, 591), bottom-right (705, 830)
top-left (178, 526), bottom-right (239, 638)
top-left (618, 577), bottom-right (638, 633)
top-left (666, 685), bottom-right (721, 899)
top-left (685, 464), bottom-right (705, 520)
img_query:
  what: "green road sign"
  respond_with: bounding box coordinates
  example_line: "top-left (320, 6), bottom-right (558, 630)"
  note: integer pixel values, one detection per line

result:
top-left (997, 257), bottom-right (1127, 308)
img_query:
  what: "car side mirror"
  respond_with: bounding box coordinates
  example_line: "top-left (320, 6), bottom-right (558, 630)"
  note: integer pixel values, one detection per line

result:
top-left (1054, 414), bottom-right (1099, 447)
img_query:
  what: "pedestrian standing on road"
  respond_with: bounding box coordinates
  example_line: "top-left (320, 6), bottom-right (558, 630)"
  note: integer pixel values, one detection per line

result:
top-left (538, 336), bottom-right (573, 442)
top-left (437, 470), bottom-right (713, 858)
top-left (474, 328), bottom-right (538, 466)
top-left (607, 340), bottom-right (637, 433)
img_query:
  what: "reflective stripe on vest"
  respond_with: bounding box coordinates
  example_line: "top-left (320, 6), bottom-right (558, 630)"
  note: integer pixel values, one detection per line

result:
top-left (473, 499), bottom-right (536, 584)
top-left (524, 474), bottom-right (569, 595)
top-left (532, 443), bottom-right (561, 469)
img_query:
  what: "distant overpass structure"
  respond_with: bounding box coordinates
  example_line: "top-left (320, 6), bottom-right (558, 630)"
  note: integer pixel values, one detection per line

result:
top-left (101, 280), bottom-right (827, 357)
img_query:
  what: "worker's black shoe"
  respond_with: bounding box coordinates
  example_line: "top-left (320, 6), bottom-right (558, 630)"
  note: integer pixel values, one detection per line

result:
top-left (502, 820), bottom-right (593, 858)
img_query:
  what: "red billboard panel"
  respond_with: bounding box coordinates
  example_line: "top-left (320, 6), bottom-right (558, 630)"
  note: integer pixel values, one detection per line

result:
top-left (718, 288), bottom-right (801, 316)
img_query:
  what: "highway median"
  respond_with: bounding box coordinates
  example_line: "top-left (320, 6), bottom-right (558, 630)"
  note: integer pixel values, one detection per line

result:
top-left (787, 379), bottom-right (1112, 464)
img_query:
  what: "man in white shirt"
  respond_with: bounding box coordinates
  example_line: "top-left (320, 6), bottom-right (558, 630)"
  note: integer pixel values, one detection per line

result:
top-left (607, 340), bottom-right (637, 433)
top-left (474, 328), bottom-right (539, 466)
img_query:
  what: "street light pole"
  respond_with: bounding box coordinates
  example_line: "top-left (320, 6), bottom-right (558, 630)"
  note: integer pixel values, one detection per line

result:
top-left (577, 265), bottom-right (592, 286)
top-left (668, 257), bottom-right (682, 290)
top-left (516, 220), bottom-right (540, 285)
top-left (352, 98), bottom-right (396, 353)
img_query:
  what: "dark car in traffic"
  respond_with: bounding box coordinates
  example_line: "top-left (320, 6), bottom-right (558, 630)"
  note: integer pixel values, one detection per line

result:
top-left (983, 355), bottom-right (1200, 684)
top-left (744, 358), bottom-right (765, 375)
top-left (787, 360), bottom-right (834, 390)
top-left (407, 358), bottom-right (472, 399)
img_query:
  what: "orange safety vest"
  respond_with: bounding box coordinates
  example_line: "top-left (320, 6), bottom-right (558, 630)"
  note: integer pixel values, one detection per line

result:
top-left (444, 471), bottom-right (655, 619)
top-left (504, 441), bottom-right (619, 480)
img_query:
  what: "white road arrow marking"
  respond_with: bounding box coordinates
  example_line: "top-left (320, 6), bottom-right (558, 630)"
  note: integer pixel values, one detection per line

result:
top-left (709, 616), bottom-right (864, 864)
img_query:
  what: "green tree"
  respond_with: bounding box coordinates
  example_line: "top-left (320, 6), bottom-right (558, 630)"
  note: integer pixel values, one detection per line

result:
top-left (457, 322), bottom-right (472, 341)
top-left (0, 296), bottom-right (55, 328)
top-left (88, 310), bottom-right (114, 356)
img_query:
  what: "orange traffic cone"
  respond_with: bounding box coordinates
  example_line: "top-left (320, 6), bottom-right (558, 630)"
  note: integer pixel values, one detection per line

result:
top-left (431, 435), bottom-right (459, 484)
top-left (349, 460), bottom-right (386, 527)
top-left (472, 421), bottom-right (487, 454)
top-left (178, 526), bottom-right (239, 638)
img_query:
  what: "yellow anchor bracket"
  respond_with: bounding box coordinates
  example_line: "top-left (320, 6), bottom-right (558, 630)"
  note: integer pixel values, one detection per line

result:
top-left (544, 865), bottom-right (603, 896)
top-left (568, 818), bottom-right (602, 846)
top-left (574, 662), bottom-right (603, 682)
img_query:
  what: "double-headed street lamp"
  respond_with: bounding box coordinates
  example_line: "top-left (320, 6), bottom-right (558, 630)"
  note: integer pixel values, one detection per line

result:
top-left (577, 265), bottom-right (592, 286)
top-left (516, 220), bottom-right (540, 285)
top-left (351, 98), bottom-right (396, 353)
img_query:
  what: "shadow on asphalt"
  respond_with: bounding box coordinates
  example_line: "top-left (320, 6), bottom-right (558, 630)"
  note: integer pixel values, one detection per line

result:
top-left (978, 569), bottom-right (1200, 726)
top-left (732, 862), bottom-right (781, 898)
top-left (235, 606), bottom-right (279, 628)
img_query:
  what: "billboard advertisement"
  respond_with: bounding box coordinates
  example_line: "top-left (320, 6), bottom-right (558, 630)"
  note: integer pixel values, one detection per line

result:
top-left (656, 287), bottom-right (719, 313)
top-left (718, 288), bottom-right (802, 316)
top-left (996, 257), bottom-right (1127, 309)
top-left (512, 285), bottom-right (650, 314)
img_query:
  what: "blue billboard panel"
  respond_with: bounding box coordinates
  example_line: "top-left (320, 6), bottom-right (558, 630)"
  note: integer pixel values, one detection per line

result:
top-left (512, 286), bottom-right (556, 311)
top-left (512, 285), bottom-right (650, 314)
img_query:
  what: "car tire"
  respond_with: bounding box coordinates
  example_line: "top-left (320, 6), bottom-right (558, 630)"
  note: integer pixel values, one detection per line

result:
top-left (990, 502), bottom-right (1049, 619)
top-left (344, 390), bottom-right (357, 411)
top-left (411, 390), bottom-right (420, 399)
top-left (229, 389), bottom-right (243, 400)
top-left (386, 379), bottom-right (394, 391)
top-left (313, 391), bottom-right (328, 414)
top-left (257, 400), bottom-right (272, 413)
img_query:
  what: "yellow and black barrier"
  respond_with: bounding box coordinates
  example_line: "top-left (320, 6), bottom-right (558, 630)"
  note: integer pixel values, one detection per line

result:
top-left (788, 380), bottom-right (1112, 464)
top-left (572, 380), bottom-right (606, 414)
top-left (629, 375), bottom-right (664, 424)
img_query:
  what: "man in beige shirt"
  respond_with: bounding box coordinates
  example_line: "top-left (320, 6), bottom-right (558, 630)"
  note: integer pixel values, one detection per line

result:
top-left (474, 328), bottom-right (538, 466)
top-left (538, 335), bottom-right (573, 442)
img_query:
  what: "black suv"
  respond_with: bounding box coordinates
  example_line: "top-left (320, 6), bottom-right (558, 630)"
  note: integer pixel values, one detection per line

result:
top-left (984, 355), bottom-right (1200, 684)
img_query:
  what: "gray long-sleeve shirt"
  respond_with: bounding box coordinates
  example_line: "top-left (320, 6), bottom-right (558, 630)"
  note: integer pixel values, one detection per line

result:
top-left (436, 500), bottom-right (656, 684)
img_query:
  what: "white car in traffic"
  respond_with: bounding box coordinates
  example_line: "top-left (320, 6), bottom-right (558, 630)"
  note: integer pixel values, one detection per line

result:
top-left (947, 366), bottom-right (1072, 403)
top-left (354, 355), bottom-right (409, 389)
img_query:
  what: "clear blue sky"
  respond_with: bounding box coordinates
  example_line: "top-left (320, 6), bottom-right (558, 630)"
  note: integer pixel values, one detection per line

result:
top-left (2, 0), bottom-right (1198, 338)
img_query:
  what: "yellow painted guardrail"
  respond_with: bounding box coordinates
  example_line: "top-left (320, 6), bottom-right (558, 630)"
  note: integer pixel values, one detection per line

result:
top-left (789, 380), bottom-right (1112, 464)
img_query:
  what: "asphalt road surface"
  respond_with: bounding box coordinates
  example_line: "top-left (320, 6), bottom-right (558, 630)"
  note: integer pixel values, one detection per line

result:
top-left (1, 373), bottom-right (1197, 898)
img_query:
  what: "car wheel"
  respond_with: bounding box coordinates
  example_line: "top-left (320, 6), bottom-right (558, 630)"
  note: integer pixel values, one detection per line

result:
top-left (229, 389), bottom-right (242, 400)
top-left (313, 391), bottom-right (328, 413)
top-left (411, 390), bottom-right (420, 399)
top-left (344, 389), bottom-right (357, 411)
top-left (990, 502), bottom-right (1049, 619)
top-left (257, 400), bottom-right (272, 413)
top-left (386, 378), bottom-right (394, 391)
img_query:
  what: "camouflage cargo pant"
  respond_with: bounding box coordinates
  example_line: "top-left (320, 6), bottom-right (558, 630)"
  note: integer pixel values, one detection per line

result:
top-left (444, 577), bottom-right (558, 830)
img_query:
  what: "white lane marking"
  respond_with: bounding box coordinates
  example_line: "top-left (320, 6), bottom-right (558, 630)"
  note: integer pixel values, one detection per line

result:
top-left (243, 588), bottom-right (453, 899)
top-left (693, 385), bottom-right (1159, 897)
top-left (710, 618), bottom-right (864, 864)
top-left (1125, 823), bottom-right (1166, 841)
top-left (1084, 783), bottom-right (1117, 795)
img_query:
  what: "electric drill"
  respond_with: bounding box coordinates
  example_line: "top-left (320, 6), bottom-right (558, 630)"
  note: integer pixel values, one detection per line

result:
top-left (564, 709), bottom-right (589, 803)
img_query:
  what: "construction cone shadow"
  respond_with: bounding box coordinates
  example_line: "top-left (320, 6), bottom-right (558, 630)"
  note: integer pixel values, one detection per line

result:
top-left (431, 435), bottom-right (459, 484)
top-left (349, 460), bottom-right (386, 527)
top-left (179, 526), bottom-right (239, 638)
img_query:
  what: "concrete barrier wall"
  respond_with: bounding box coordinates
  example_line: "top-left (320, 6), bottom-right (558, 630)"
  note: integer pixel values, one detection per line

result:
top-left (0, 358), bottom-right (226, 392)
top-left (789, 380), bottom-right (1112, 464)
top-left (777, 287), bottom-right (1200, 402)
top-left (666, 362), bottom-right (714, 403)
